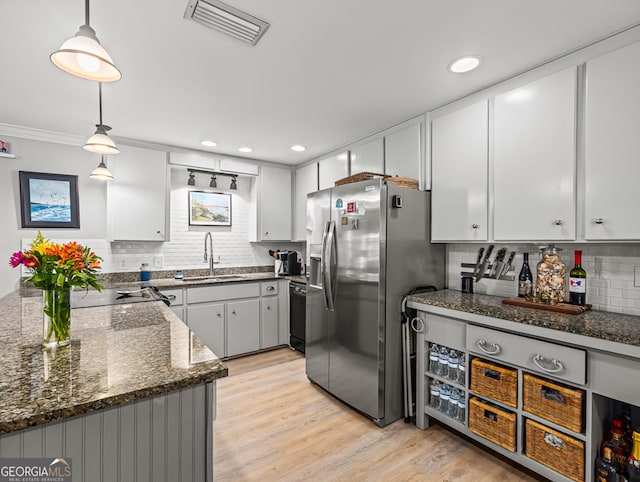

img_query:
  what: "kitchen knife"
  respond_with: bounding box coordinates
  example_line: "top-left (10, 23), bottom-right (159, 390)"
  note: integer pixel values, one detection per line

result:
top-left (490, 248), bottom-right (507, 278)
top-left (475, 244), bottom-right (494, 282)
top-left (471, 247), bottom-right (484, 279)
top-left (499, 251), bottom-right (517, 279)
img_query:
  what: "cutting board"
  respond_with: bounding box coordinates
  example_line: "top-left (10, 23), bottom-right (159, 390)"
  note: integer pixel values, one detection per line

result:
top-left (502, 297), bottom-right (592, 315)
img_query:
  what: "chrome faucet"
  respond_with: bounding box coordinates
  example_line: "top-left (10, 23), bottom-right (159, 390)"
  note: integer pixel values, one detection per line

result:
top-left (204, 232), bottom-right (215, 276)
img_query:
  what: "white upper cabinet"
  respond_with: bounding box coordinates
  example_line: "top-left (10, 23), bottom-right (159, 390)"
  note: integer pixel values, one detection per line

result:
top-left (431, 100), bottom-right (489, 241)
top-left (293, 163), bottom-right (318, 242)
top-left (257, 165), bottom-right (292, 241)
top-left (107, 146), bottom-right (169, 241)
top-left (584, 41), bottom-right (640, 240)
top-left (318, 152), bottom-right (349, 190)
top-left (493, 67), bottom-right (577, 241)
top-left (384, 120), bottom-right (421, 181)
top-left (350, 138), bottom-right (384, 175)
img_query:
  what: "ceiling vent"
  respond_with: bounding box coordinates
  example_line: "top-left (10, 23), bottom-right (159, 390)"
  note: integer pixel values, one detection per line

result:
top-left (184, 0), bottom-right (270, 46)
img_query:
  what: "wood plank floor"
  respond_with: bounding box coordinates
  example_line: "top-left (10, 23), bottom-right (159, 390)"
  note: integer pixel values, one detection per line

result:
top-left (215, 348), bottom-right (544, 481)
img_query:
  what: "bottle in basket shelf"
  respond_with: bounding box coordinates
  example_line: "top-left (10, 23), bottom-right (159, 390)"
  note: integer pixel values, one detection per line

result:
top-left (596, 447), bottom-right (623, 482)
top-left (429, 380), bottom-right (441, 410)
top-left (535, 245), bottom-right (566, 304)
top-left (437, 346), bottom-right (449, 377)
top-left (628, 430), bottom-right (640, 482)
top-left (601, 419), bottom-right (631, 470)
top-left (439, 384), bottom-right (451, 413)
top-left (456, 393), bottom-right (466, 423)
top-left (569, 250), bottom-right (587, 306)
top-left (518, 252), bottom-right (533, 299)
top-left (457, 353), bottom-right (466, 385)
top-left (447, 349), bottom-right (459, 381)
top-left (429, 344), bottom-right (440, 373)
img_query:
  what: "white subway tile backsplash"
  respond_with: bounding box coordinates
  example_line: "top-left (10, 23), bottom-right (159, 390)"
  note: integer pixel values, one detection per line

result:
top-left (446, 242), bottom-right (640, 316)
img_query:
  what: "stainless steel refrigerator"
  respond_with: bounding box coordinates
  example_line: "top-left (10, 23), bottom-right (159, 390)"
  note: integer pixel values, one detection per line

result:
top-left (305, 178), bottom-right (445, 427)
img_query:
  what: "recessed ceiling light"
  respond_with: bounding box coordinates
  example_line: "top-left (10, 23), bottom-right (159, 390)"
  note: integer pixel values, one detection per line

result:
top-left (448, 56), bottom-right (481, 73)
top-left (201, 140), bottom-right (217, 147)
top-left (291, 145), bottom-right (306, 152)
top-left (238, 147), bottom-right (253, 153)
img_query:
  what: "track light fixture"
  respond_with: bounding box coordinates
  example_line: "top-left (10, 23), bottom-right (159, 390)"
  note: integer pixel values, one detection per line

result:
top-left (186, 168), bottom-right (239, 190)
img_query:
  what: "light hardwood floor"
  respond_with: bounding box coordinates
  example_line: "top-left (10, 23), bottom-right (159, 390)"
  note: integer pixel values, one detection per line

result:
top-left (215, 348), bottom-right (544, 482)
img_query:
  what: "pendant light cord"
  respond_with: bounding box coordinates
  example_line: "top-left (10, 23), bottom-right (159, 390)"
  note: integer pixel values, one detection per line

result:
top-left (85, 0), bottom-right (90, 26)
top-left (98, 82), bottom-right (103, 125)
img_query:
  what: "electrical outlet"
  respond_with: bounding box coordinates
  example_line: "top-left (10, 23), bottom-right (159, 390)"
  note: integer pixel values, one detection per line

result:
top-left (635, 266), bottom-right (640, 287)
top-left (154, 255), bottom-right (164, 269)
top-left (119, 258), bottom-right (126, 269)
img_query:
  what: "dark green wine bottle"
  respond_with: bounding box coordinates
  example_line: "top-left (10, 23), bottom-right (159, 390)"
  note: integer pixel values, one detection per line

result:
top-left (569, 250), bottom-right (587, 306)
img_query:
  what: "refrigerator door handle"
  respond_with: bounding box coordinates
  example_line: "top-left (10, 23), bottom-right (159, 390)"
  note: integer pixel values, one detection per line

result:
top-left (320, 221), bottom-right (331, 310)
top-left (324, 220), bottom-right (337, 312)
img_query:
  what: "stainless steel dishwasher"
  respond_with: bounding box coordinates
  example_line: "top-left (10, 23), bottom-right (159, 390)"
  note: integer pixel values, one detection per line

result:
top-left (289, 281), bottom-right (306, 354)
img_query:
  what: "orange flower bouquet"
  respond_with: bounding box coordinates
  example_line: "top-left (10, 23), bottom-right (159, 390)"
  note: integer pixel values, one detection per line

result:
top-left (10, 231), bottom-right (103, 347)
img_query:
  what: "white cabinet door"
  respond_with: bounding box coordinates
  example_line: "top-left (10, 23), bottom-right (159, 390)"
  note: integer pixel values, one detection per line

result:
top-left (494, 67), bottom-right (577, 241)
top-left (318, 152), bottom-right (349, 190)
top-left (226, 299), bottom-right (260, 356)
top-left (385, 121), bottom-right (421, 181)
top-left (261, 298), bottom-right (279, 348)
top-left (431, 100), bottom-right (489, 241)
top-left (107, 146), bottom-right (169, 241)
top-left (259, 165), bottom-right (292, 241)
top-left (584, 41), bottom-right (640, 240)
top-left (350, 138), bottom-right (383, 175)
top-left (294, 163), bottom-right (318, 241)
top-left (187, 302), bottom-right (226, 358)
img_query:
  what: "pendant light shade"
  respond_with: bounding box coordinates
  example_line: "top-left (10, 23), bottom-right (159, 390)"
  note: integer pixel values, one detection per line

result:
top-left (84, 83), bottom-right (119, 154)
top-left (89, 156), bottom-right (114, 180)
top-left (230, 176), bottom-right (238, 190)
top-left (50, 1), bottom-right (121, 82)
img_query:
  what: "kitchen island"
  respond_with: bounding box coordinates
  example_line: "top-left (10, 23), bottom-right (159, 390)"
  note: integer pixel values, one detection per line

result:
top-left (0, 289), bottom-right (227, 482)
top-left (408, 289), bottom-right (640, 482)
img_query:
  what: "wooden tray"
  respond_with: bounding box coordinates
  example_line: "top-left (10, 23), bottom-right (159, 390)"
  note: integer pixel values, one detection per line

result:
top-left (335, 172), bottom-right (386, 186)
top-left (385, 175), bottom-right (419, 189)
top-left (501, 297), bottom-right (591, 315)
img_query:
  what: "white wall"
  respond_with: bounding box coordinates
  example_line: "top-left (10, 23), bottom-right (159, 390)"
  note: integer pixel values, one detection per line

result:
top-left (448, 243), bottom-right (640, 316)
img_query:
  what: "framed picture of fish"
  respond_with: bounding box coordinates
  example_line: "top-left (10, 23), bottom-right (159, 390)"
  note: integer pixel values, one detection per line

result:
top-left (19, 171), bottom-right (80, 228)
top-left (188, 190), bottom-right (232, 226)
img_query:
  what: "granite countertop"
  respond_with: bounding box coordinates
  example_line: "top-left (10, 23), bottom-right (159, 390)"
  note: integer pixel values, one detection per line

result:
top-left (0, 291), bottom-right (228, 435)
top-left (407, 289), bottom-right (640, 349)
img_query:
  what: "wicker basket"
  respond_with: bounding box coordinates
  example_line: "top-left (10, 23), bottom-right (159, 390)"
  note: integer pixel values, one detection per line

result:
top-left (470, 358), bottom-right (518, 407)
top-left (469, 397), bottom-right (517, 451)
top-left (525, 418), bottom-right (585, 481)
top-left (334, 172), bottom-right (386, 186)
top-left (523, 373), bottom-right (585, 433)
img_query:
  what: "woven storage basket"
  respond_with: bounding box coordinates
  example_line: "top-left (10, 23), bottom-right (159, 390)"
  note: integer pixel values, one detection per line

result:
top-left (525, 418), bottom-right (585, 481)
top-left (523, 373), bottom-right (585, 433)
top-left (334, 171), bottom-right (386, 186)
top-left (469, 397), bottom-right (517, 452)
top-left (470, 358), bottom-right (518, 408)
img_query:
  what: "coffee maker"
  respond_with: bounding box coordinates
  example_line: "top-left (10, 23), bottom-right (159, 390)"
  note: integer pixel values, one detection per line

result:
top-left (270, 250), bottom-right (302, 276)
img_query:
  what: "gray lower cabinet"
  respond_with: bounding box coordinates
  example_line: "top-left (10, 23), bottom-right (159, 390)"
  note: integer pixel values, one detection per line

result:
top-left (414, 307), bottom-right (640, 482)
top-left (226, 299), bottom-right (260, 356)
top-left (188, 302), bottom-right (226, 358)
top-left (261, 297), bottom-right (279, 348)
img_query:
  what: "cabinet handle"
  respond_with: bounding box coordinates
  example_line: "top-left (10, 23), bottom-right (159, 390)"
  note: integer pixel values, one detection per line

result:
top-left (217, 312), bottom-right (222, 317)
top-left (553, 220), bottom-right (563, 226)
top-left (472, 224), bottom-right (479, 229)
top-left (532, 354), bottom-right (564, 374)
top-left (264, 231), bottom-right (269, 236)
top-left (410, 317), bottom-right (425, 334)
top-left (266, 305), bottom-right (271, 310)
top-left (594, 218), bottom-right (604, 225)
top-left (232, 310), bottom-right (237, 316)
top-left (266, 286), bottom-right (275, 291)
top-left (477, 339), bottom-right (501, 355)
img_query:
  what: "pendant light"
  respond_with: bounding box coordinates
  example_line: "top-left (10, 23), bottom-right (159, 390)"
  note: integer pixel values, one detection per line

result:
top-left (230, 176), bottom-right (238, 190)
top-left (89, 155), bottom-right (114, 180)
top-left (209, 175), bottom-right (217, 188)
top-left (50, 0), bottom-right (121, 82)
top-left (187, 171), bottom-right (196, 186)
top-left (84, 83), bottom-right (120, 154)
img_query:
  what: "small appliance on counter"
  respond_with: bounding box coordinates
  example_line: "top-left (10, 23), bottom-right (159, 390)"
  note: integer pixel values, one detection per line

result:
top-left (269, 249), bottom-right (302, 276)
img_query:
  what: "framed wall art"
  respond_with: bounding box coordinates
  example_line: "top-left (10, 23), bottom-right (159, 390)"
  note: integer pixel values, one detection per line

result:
top-left (19, 171), bottom-right (80, 228)
top-left (188, 191), bottom-right (231, 226)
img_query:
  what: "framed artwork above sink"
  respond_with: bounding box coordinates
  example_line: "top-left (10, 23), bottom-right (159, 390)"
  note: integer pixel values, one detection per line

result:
top-left (188, 190), bottom-right (231, 226)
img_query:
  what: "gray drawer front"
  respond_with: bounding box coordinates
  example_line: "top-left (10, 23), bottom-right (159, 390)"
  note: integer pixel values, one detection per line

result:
top-left (187, 283), bottom-right (260, 304)
top-left (420, 313), bottom-right (466, 352)
top-left (466, 324), bottom-right (586, 385)
top-left (589, 352), bottom-right (640, 406)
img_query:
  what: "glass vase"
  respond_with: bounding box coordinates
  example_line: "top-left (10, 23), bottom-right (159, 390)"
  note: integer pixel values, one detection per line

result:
top-left (42, 288), bottom-right (72, 348)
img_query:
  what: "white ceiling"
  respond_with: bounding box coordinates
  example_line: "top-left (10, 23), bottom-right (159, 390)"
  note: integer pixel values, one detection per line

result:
top-left (2, 0), bottom-right (640, 165)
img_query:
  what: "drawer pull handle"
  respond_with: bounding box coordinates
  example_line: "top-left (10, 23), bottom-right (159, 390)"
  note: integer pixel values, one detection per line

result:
top-left (532, 354), bottom-right (564, 373)
top-left (483, 409), bottom-right (498, 422)
top-left (544, 432), bottom-right (564, 449)
top-left (482, 368), bottom-right (501, 380)
top-left (266, 286), bottom-right (275, 291)
top-left (541, 386), bottom-right (564, 404)
top-left (477, 339), bottom-right (501, 355)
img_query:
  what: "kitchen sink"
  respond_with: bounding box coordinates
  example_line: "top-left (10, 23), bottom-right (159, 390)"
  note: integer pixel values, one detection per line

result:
top-left (182, 275), bottom-right (246, 282)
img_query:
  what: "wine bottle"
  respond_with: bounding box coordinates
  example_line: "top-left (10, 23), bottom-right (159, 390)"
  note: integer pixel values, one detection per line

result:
top-left (569, 250), bottom-right (587, 306)
top-left (596, 447), bottom-right (622, 482)
top-left (518, 253), bottom-right (533, 299)
top-left (628, 430), bottom-right (640, 482)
